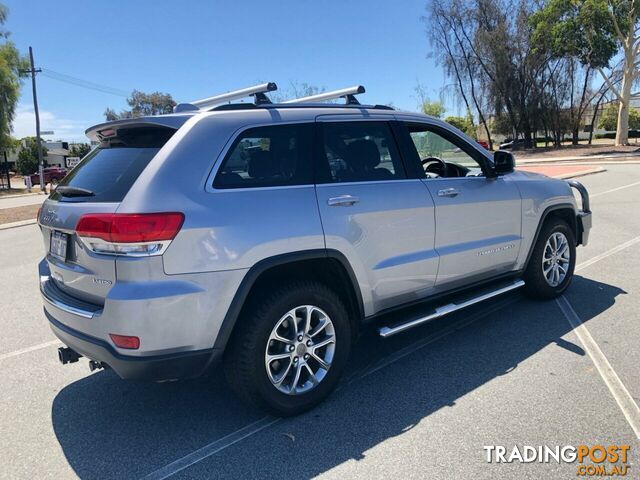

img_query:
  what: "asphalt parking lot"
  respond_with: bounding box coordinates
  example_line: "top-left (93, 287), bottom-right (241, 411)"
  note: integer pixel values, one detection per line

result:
top-left (0, 164), bottom-right (639, 479)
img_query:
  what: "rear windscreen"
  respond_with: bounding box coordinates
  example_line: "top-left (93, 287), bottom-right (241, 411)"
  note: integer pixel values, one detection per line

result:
top-left (50, 126), bottom-right (175, 203)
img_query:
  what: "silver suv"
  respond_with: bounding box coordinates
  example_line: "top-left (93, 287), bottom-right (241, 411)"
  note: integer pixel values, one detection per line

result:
top-left (38, 83), bottom-right (591, 415)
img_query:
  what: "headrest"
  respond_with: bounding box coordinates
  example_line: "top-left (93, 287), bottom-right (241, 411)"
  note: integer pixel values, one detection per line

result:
top-left (344, 139), bottom-right (381, 171)
top-left (248, 150), bottom-right (278, 179)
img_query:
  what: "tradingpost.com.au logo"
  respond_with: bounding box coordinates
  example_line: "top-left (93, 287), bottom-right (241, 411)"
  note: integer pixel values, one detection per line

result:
top-left (484, 445), bottom-right (631, 476)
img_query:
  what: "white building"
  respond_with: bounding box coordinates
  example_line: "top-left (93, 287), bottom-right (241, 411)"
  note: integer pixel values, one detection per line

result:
top-left (4, 139), bottom-right (71, 170)
top-left (42, 141), bottom-right (70, 168)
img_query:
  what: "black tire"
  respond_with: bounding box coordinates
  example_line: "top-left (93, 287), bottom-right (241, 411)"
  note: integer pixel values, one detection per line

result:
top-left (224, 281), bottom-right (352, 416)
top-left (523, 218), bottom-right (576, 299)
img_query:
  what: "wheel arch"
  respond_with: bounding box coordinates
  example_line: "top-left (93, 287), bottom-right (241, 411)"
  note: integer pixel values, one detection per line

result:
top-left (209, 249), bottom-right (364, 360)
top-left (523, 203), bottom-right (577, 271)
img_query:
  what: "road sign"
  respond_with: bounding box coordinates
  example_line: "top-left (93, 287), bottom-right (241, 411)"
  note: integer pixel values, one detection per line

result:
top-left (66, 156), bottom-right (80, 168)
top-left (41, 130), bottom-right (54, 135)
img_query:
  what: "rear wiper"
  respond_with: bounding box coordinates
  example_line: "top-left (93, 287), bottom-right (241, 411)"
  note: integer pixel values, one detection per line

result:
top-left (56, 186), bottom-right (95, 197)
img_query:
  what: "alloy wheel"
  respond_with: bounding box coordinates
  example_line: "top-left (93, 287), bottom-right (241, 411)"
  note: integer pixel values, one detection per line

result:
top-left (542, 232), bottom-right (570, 287)
top-left (264, 305), bottom-right (336, 395)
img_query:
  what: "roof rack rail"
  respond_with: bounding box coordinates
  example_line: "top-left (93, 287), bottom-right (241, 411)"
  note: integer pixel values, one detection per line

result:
top-left (174, 82), bottom-right (278, 112)
top-left (282, 85), bottom-right (365, 105)
top-left (210, 103), bottom-right (394, 112)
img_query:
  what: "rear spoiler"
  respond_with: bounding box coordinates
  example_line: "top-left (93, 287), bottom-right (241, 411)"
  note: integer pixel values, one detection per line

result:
top-left (85, 115), bottom-right (192, 142)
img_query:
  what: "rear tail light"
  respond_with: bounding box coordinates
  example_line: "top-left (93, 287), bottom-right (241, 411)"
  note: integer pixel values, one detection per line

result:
top-left (109, 333), bottom-right (140, 349)
top-left (76, 212), bottom-right (184, 256)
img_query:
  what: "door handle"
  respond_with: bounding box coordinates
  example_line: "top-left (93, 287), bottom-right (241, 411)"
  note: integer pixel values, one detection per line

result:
top-left (327, 195), bottom-right (360, 207)
top-left (437, 188), bottom-right (460, 198)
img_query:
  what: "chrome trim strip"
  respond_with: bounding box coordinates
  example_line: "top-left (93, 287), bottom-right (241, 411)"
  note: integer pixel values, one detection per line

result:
top-left (77, 237), bottom-right (172, 257)
top-left (378, 280), bottom-right (525, 338)
top-left (40, 275), bottom-right (96, 319)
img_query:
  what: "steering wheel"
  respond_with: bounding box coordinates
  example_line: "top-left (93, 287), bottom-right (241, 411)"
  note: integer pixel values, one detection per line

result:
top-left (421, 157), bottom-right (448, 177)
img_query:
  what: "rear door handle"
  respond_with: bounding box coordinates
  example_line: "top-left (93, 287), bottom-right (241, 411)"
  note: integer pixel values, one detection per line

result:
top-left (327, 195), bottom-right (360, 207)
top-left (437, 188), bottom-right (460, 198)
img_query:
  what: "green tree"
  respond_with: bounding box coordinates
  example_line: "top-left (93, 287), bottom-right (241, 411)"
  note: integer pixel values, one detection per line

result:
top-left (105, 90), bottom-right (176, 120)
top-left (598, 102), bottom-right (640, 130)
top-left (16, 147), bottom-right (37, 175)
top-left (490, 113), bottom-right (514, 137)
top-left (16, 136), bottom-right (47, 175)
top-left (629, 109), bottom-right (640, 129)
top-left (445, 112), bottom-right (476, 138)
top-left (531, 0), bottom-right (640, 145)
top-left (69, 143), bottom-right (91, 158)
top-left (0, 4), bottom-right (28, 152)
top-left (599, 102), bottom-right (618, 130)
top-left (421, 100), bottom-right (446, 118)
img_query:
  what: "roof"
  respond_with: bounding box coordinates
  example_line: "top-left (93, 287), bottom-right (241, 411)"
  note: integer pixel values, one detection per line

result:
top-left (84, 103), bottom-right (433, 141)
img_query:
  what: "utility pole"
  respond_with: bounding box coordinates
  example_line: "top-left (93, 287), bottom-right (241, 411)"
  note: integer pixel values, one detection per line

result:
top-left (2, 150), bottom-right (10, 190)
top-left (21, 47), bottom-right (45, 194)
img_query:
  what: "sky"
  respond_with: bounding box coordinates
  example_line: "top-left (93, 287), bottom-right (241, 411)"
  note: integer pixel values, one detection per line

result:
top-left (5, 0), bottom-right (447, 143)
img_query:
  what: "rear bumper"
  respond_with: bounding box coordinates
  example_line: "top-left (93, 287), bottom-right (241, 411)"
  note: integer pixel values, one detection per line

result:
top-left (46, 310), bottom-right (216, 381)
top-left (38, 258), bottom-right (238, 381)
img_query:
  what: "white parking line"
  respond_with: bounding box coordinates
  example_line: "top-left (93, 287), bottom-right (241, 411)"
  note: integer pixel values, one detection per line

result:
top-left (142, 416), bottom-right (280, 480)
top-left (576, 235), bottom-right (640, 272)
top-left (0, 340), bottom-right (60, 362)
top-left (591, 180), bottom-right (640, 198)
top-left (556, 296), bottom-right (640, 439)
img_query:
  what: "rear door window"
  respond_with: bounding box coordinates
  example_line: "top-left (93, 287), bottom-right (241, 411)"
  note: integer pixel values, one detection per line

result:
top-left (50, 126), bottom-right (175, 203)
top-left (317, 121), bottom-right (406, 183)
top-left (213, 123), bottom-right (314, 189)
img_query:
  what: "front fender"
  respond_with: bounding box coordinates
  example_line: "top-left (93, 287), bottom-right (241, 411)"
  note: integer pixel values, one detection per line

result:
top-left (511, 172), bottom-right (578, 270)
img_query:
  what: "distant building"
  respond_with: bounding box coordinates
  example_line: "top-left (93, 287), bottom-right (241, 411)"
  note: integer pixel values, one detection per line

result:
top-left (3, 139), bottom-right (89, 171)
top-left (42, 141), bottom-right (70, 168)
top-left (581, 94), bottom-right (640, 138)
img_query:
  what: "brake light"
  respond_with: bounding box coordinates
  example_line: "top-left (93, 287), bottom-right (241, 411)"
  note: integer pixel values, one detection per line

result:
top-left (109, 333), bottom-right (140, 349)
top-left (76, 212), bottom-right (184, 256)
top-left (99, 128), bottom-right (116, 138)
top-left (76, 212), bottom-right (184, 242)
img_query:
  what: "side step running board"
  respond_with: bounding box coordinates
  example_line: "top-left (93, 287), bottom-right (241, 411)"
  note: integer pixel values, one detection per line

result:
top-left (378, 280), bottom-right (525, 338)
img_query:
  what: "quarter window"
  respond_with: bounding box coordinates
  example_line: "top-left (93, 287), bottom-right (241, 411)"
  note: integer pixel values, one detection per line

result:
top-left (318, 122), bottom-right (405, 183)
top-left (214, 124), bottom-right (313, 189)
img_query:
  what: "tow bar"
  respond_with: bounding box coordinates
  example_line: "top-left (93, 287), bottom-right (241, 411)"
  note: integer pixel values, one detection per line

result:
top-left (58, 347), bottom-right (107, 372)
top-left (58, 347), bottom-right (81, 364)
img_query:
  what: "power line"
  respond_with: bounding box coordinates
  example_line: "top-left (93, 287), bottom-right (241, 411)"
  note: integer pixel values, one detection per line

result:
top-left (40, 68), bottom-right (129, 97)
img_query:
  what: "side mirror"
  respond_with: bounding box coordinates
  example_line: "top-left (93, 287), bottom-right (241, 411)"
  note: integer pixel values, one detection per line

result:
top-left (493, 150), bottom-right (515, 175)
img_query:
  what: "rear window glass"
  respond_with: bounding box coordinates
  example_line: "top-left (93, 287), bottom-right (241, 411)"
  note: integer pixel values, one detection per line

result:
top-left (50, 126), bottom-right (174, 203)
top-left (213, 123), bottom-right (313, 189)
